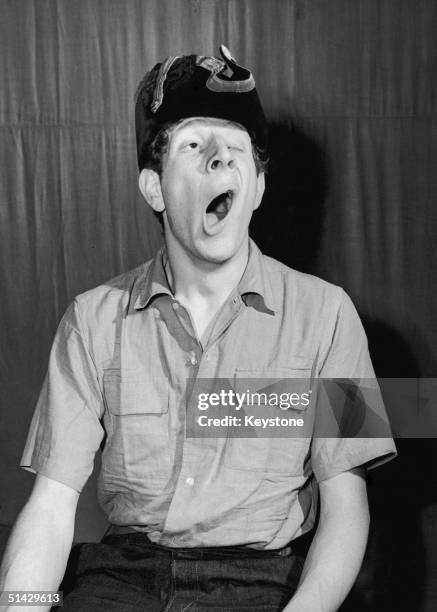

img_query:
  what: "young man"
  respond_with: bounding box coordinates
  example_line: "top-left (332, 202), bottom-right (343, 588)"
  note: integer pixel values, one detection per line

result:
top-left (0, 46), bottom-right (396, 611)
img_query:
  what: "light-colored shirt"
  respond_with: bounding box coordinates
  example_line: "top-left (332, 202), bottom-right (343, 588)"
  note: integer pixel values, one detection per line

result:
top-left (21, 240), bottom-right (396, 549)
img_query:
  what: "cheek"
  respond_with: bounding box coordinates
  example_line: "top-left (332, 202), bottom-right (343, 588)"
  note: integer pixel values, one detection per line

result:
top-left (165, 193), bottom-right (195, 232)
top-left (161, 179), bottom-right (184, 210)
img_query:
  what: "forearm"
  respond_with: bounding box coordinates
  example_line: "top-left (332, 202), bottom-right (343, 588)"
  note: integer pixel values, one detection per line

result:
top-left (0, 478), bottom-right (77, 612)
top-left (284, 469), bottom-right (369, 612)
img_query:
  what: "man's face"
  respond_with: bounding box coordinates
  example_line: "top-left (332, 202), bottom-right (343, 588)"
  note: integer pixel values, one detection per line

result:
top-left (154, 117), bottom-right (265, 264)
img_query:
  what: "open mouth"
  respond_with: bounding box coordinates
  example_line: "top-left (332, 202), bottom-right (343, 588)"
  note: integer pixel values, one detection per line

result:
top-left (205, 190), bottom-right (234, 227)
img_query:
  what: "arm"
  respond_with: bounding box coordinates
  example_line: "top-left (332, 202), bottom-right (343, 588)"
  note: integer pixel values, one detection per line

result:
top-left (284, 468), bottom-right (369, 612)
top-left (0, 474), bottom-right (79, 612)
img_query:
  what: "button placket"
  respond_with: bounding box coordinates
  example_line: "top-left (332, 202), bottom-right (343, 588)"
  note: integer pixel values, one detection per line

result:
top-left (163, 296), bottom-right (242, 538)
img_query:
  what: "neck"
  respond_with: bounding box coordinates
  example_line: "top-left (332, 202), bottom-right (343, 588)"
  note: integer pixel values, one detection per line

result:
top-left (164, 239), bottom-right (250, 309)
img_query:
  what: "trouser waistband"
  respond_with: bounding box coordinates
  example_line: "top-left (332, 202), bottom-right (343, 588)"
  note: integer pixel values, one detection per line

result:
top-left (104, 525), bottom-right (313, 559)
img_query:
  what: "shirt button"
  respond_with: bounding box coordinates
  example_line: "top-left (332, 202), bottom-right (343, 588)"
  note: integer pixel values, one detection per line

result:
top-left (186, 477), bottom-right (195, 486)
top-left (190, 353), bottom-right (197, 366)
top-left (172, 302), bottom-right (179, 310)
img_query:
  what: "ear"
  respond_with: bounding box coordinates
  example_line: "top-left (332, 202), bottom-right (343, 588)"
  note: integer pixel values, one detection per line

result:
top-left (138, 169), bottom-right (165, 213)
top-left (253, 172), bottom-right (265, 211)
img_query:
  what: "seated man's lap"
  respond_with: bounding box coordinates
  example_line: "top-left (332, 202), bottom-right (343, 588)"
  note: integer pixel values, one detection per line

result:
top-left (59, 534), bottom-right (304, 612)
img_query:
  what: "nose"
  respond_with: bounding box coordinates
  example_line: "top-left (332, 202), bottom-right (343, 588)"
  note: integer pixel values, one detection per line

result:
top-left (206, 137), bottom-right (235, 172)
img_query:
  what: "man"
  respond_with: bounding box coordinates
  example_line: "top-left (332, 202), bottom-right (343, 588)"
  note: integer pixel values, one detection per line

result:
top-left (0, 46), bottom-right (396, 611)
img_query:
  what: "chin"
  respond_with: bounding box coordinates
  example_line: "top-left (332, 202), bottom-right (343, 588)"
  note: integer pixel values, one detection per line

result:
top-left (196, 235), bottom-right (245, 264)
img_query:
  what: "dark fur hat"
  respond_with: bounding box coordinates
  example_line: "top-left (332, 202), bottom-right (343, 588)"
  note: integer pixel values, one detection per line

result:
top-left (135, 45), bottom-right (267, 170)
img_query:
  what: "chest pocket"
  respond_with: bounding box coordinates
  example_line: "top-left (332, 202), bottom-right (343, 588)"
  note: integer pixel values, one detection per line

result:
top-left (103, 371), bottom-right (169, 415)
top-left (224, 363), bottom-right (313, 475)
top-left (101, 372), bottom-right (171, 484)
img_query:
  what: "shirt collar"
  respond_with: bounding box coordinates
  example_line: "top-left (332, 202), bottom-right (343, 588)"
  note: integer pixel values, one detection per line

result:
top-left (130, 246), bottom-right (172, 312)
top-left (130, 238), bottom-right (277, 314)
top-left (237, 239), bottom-right (277, 313)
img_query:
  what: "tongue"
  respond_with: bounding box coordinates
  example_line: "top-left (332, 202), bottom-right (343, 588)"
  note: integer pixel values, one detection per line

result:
top-left (212, 201), bottom-right (228, 220)
top-left (206, 196), bottom-right (229, 225)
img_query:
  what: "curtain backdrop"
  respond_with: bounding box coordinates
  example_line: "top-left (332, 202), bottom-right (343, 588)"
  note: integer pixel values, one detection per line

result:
top-left (1, 1), bottom-right (436, 610)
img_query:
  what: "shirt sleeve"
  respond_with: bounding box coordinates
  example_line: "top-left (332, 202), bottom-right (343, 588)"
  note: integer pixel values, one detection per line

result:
top-left (20, 300), bottom-right (105, 492)
top-left (311, 289), bottom-right (397, 482)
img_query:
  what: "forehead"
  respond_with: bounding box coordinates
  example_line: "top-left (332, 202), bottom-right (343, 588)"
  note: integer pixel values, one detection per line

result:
top-left (168, 117), bottom-right (250, 141)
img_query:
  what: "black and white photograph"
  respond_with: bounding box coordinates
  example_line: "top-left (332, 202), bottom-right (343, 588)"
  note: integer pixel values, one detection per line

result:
top-left (0, 1), bottom-right (436, 611)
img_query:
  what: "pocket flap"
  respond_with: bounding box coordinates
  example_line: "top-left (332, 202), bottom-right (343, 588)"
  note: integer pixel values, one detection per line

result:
top-left (234, 363), bottom-right (312, 406)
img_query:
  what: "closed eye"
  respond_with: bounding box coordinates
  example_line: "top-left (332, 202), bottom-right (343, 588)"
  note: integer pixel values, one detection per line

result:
top-left (227, 144), bottom-right (245, 153)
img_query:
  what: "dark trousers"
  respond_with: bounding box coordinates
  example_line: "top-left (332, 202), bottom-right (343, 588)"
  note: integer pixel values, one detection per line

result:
top-left (60, 532), bottom-right (307, 611)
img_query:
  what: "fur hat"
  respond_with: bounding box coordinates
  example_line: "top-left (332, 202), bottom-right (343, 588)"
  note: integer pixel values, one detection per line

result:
top-left (135, 45), bottom-right (267, 170)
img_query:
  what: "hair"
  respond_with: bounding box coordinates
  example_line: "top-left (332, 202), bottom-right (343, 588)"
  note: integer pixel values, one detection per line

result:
top-left (142, 121), bottom-right (269, 227)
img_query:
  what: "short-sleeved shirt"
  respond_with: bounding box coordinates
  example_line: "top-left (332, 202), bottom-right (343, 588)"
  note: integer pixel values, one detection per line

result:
top-left (21, 240), bottom-right (396, 549)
